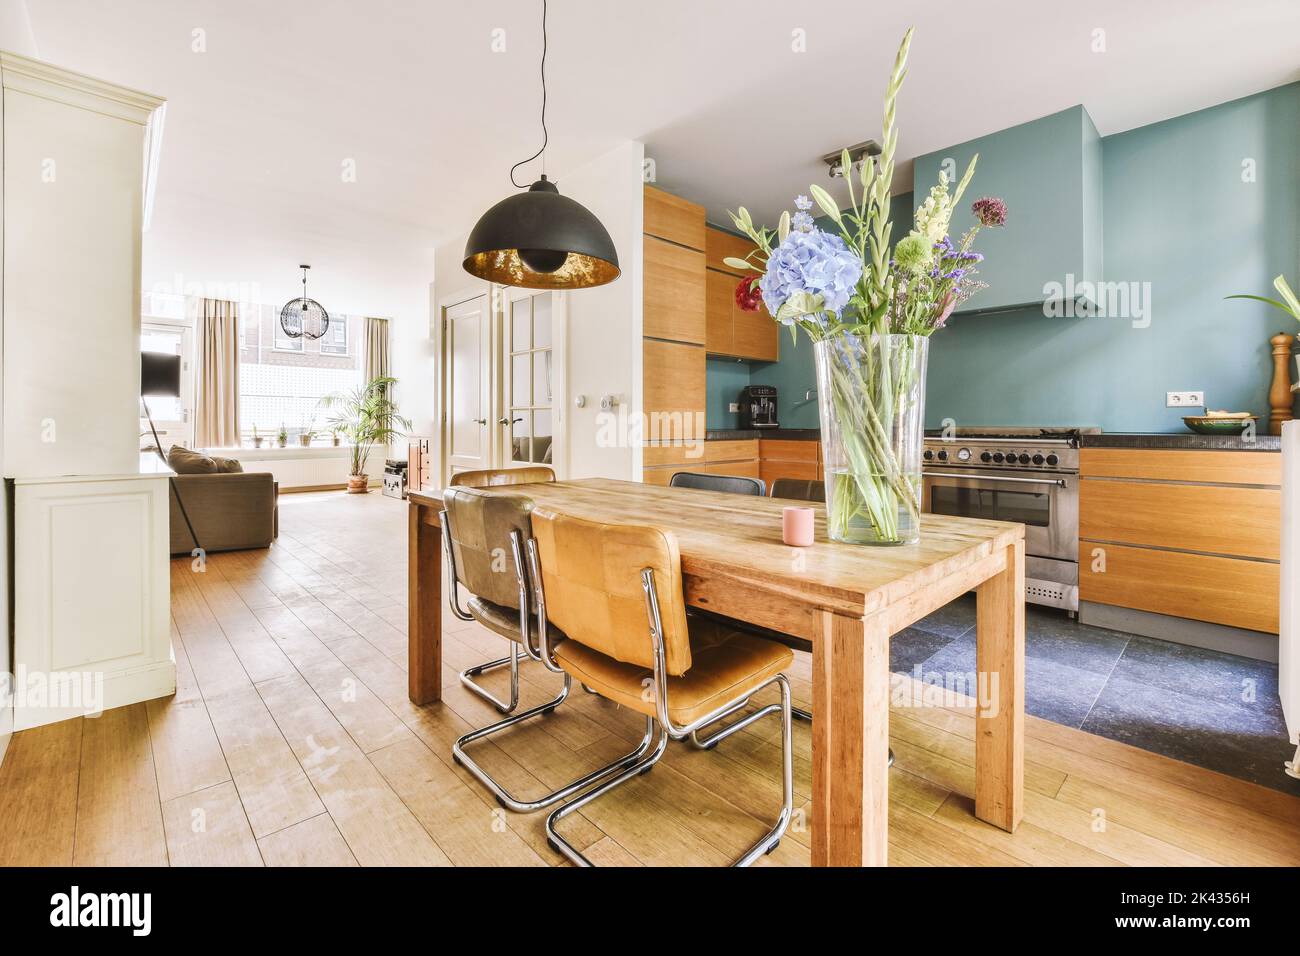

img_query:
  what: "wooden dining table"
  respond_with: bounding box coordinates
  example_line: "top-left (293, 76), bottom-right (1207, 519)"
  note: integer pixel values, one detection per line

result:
top-left (407, 477), bottom-right (1024, 867)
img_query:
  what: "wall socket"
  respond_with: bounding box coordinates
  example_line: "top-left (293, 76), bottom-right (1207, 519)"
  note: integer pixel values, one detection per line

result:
top-left (1166, 391), bottom-right (1204, 407)
top-left (728, 402), bottom-right (741, 413)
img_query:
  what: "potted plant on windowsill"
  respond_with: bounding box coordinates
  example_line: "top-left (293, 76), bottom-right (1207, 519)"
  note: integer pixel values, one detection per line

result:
top-left (330, 427), bottom-right (342, 447)
top-left (276, 424), bottom-right (288, 448)
top-left (299, 415), bottom-right (316, 447)
top-left (320, 375), bottom-right (410, 493)
top-left (252, 424), bottom-right (263, 448)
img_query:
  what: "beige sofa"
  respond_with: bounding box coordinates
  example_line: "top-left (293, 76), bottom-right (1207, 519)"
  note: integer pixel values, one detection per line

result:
top-left (165, 447), bottom-right (279, 555)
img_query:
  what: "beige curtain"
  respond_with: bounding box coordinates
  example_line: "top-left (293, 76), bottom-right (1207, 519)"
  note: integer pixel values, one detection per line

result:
top-left (195, 298), bottom-right (241, 448)
top-left (362, 316), bottom-right (390, 386)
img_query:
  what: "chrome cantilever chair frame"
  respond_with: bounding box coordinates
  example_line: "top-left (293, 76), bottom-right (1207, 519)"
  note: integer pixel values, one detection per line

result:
top-left (441, 508), bottom-right (529, 714)
top-left (450, 526), bottom-right (655, 813)
top-left (535, 552), bottom-right (794, 868)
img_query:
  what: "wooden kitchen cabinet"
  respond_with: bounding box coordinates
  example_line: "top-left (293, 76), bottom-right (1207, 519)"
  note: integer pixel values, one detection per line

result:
top-left (644, 235), bottom-right (705, 343)
top-left (1078, 448), bottom-right (1281, 633)
top-left (642, 438), bottom-right (759, 485)
top-left (642, 339), bottom-right (705, 442)
top-left (705, 269), bottom-right (735, 354)
top-left (759, 438), bottom-right (821, 486)
top-left (644, 184), bottom-right (705, 250)
top-left (704, 226), bottom-right (777, 361)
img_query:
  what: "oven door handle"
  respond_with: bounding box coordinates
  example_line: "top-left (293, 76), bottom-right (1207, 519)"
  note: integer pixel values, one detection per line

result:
top-left (922, 471), bottom-right (1067, 488)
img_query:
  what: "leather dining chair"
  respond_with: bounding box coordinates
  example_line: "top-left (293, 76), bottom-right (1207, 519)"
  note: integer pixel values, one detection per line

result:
top-left (523, 508), bottom-right (794, 867)
top-left (453, 465), bottom-right (555, 488)
top-left (444, 466), bottom-right (556, 713)
top-left (770, 477), bottom-right (826, 502)
top-left (668, 471), bottom-right (766, 496)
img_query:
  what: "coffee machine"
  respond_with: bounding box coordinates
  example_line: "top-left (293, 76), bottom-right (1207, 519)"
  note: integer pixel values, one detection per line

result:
top-left (738, 385), bottom-right (778, 429)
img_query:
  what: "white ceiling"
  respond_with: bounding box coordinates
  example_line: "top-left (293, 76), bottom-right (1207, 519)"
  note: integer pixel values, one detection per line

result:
top-left (15, 0), bottom-right (1300, 305)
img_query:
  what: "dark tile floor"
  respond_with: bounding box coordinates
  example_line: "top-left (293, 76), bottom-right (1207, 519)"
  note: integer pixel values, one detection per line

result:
top-left (899, 596), bottom-right (1300, 797)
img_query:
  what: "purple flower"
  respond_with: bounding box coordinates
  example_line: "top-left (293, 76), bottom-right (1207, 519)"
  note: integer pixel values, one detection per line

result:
top-left (971, 196), bottom-right (1007, 227)
top-left (792, 210), bottom-right (815, 232)
top-left (760, 227), bottom-right (863, 318)
top-left (794, 194), bottom-right (813, 212)
top-left (959, 251), bottom-right (984, 263)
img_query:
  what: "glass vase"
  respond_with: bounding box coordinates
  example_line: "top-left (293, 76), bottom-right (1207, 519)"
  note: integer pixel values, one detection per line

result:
top-left (814, 333), bottom-right (928, 545)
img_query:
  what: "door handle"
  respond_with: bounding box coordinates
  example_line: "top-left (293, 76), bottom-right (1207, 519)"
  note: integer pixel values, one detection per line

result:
top-left (922, 471), bottom-right (1066, 487)
top-left (498, 417), bottom-right (524, 425)
top-left (473, 418), bottom-right (487, 425)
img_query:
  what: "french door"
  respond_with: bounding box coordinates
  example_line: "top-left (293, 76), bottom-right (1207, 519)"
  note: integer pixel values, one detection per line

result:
top-left (440, 287), bottom-right (564, 486)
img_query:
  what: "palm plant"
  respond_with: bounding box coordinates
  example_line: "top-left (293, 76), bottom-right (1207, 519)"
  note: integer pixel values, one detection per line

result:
top-left (319, 376), bottom-right (411, 480)
top-left (1226, 274), bottom-right (1300, 323)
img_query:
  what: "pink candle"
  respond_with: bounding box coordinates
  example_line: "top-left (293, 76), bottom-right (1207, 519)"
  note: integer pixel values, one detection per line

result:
top-left (782, 506), bottom-right (815, 547)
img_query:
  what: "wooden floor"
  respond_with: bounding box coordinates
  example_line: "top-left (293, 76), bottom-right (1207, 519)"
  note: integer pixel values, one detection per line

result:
top-left (2, 489), bottom-right (1299, 867)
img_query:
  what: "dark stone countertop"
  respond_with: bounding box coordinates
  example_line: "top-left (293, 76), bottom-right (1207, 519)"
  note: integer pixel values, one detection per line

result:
top-left (705, 428), bottom-right (821, 441)
top-left (1081, 432), bottom-right (1280, 452)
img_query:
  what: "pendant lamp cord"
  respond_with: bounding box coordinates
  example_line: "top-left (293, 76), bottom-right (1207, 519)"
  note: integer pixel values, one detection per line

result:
top-left (509, 0), bottom-right (548, 188)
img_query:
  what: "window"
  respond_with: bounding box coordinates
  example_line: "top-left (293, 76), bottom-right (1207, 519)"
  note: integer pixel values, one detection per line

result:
top-left (506, 292), bottom-right (553, 465)
top-left (320, 314), bottom-right (348, 355)
top-left (237, 304), bottom-right (362, 445)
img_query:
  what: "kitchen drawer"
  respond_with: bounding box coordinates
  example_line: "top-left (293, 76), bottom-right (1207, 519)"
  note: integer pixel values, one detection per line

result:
top-left (644, 459), bottom-right (761, 486)
top-left (760, 460), bottom-right (821, 486)
top-left (1079, 478), bottom-right (1280, 560)
top-left (644, 236), bottom-right (705, 344)
top-left (1081, 448), bottom-right (1281, 485)
top-left (644, 185), bottom-right (705, 250)
top-left (642, 339), bottom-right (705, 442)
top-left (706, 439), bottom-right (758, 462)
top-left (1079, 542), bottom-right (1279, 633)
top-left (644, 439), bottom-right (756, 469)
top-left (760, 439), bottom-right (819, 464)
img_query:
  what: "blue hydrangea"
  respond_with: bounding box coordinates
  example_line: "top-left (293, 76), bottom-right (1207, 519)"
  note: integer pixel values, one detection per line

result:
top-left (760, 228), bottom-right (863, 319)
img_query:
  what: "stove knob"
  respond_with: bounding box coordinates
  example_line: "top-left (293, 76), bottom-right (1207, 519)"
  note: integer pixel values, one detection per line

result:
top-left (923, 449), bottom-right (933, 461)
top-left (1046, 453), bottom-right (1059, 466)
top-left (980, 451), bottom-right (992, 463)
top-left (1032, 453), bottom-right (1045, 465)
top-left (1018, 453), bottom-right (1031, 465)
top-left (936, 449), bottom-right (948, 461)
top-left (991, 452), bottom-right (1004, 463)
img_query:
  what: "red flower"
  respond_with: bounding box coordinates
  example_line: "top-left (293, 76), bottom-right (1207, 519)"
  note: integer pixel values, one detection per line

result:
top-left (734, 275), bottom-right (763, 313)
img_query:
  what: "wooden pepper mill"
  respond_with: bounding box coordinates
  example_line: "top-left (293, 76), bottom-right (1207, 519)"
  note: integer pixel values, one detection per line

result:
top-left (1269, 332), bottom-right (1296, 435)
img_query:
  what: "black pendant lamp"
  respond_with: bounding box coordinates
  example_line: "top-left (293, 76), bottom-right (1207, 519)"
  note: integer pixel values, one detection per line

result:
top-left (463, 0), bottom-right (620, 290)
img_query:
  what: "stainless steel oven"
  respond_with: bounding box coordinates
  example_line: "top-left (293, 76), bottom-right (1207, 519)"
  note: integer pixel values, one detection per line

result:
top-left (921, 430), bottom-right (1085, 611)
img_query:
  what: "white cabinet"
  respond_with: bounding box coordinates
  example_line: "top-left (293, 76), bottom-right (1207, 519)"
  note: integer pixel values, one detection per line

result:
top-left (0, 54), bottom-right (172, 732)
top-left (12, 471), bottom-right (173, 730)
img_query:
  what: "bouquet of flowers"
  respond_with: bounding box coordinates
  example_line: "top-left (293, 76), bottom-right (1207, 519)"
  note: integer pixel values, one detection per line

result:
top-left (726, 28), bottom-right (1007, 543)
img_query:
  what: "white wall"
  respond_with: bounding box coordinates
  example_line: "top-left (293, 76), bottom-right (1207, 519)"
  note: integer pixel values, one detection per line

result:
top-left (233, 446), bottom-right (385, 491)
top-left (430, 140), bottom-right (644, 484)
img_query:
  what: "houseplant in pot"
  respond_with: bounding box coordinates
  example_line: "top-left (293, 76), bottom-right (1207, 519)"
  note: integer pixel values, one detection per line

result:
top-left (276, 423), bottom-right (288, 448)
top-left (725, 27), bottom-right (1005, 545)
top-left (299, 414), bottom-right (316, 447)
top-left (251, 424), bottom-right (263, 448)
top-left (320, 375), bottom-right (410, 493)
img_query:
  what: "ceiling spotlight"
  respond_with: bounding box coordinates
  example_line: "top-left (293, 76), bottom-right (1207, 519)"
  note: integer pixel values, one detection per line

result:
top-left (822, 140), bottom-right (882, 179)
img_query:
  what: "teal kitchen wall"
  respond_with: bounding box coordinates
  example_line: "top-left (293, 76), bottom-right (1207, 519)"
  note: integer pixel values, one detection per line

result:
top-left (748, 83), bottom-right (1300, 432)
top-left (735, 193), bottom-right (914, 430)
top-left (705, 356), bottom-right (753, 429)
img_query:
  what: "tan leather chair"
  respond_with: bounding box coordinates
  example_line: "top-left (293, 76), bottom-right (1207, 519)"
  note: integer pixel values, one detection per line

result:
top-left (522, 508), bottom-right (795, 867)
top-left (442, 487), bottom-right (547, 716)
top-left (442, 465), bottom-right (558, 714)
top-left (452, 465), bottom-right (555, 488)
